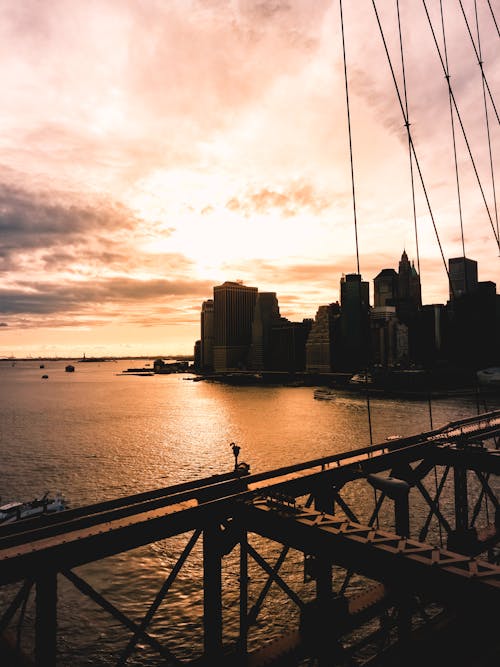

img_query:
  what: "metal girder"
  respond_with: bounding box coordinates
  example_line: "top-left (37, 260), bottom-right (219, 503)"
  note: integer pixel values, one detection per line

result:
top-left (247, 542), bottom-right (305, 610)
top-left (242, 500), bottom-right (500, 609)
top-left (432, 445), bottom-right (500, 474)
top-left (203, 524), bottom-right (223, 660)
top-left (35, 572), bottom-right (57, 667)
top-left (0, 498), bottom-right (231, 586)
top-left (247, 545), bottom-right (290, 625)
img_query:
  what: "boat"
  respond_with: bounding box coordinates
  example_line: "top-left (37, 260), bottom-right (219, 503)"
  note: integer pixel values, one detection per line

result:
top-left (0, 492), bottom-right (67, 525)
top-left (314, 388), bottom-right (336, 400)
top-left (349, 372), bottom-right (374, 385)
top-left (476, 367), bottom-right (500, 388)
top-left (65, 364), bottom-right (75, 372)
top-left (41, 374), bottom-right (49, 379)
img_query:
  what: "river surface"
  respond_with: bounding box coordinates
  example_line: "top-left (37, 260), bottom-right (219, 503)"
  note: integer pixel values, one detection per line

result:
top-left (1, 359), bottom-right (498, 665)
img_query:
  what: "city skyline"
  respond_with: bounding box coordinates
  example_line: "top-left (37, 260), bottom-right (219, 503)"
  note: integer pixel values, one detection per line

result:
top-left (0, 1), bottom-right (499, 358)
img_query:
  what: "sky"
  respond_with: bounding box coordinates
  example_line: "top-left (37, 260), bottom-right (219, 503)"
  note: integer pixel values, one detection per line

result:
top-left (0, 0), bottom-right (499, 358)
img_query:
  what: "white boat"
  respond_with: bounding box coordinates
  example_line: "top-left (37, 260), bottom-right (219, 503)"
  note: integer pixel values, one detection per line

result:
top-left (0, 492), bottom-right (66, 525)
top-left (314, 388), bottom-right (336, 400)
top-left (349, 372), bottom-right (374, 385)
top-left (476, 367), bottom-right (500, 387)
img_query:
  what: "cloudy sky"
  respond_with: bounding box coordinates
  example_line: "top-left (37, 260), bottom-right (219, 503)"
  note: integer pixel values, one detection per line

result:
top-left (0, 0), bottom-right (499, 357)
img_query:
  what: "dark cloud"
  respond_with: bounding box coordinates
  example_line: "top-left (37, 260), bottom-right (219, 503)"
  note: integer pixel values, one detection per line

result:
top-left (0, 277), bottom-right (213, 317)
top-left (0, 182), bottom-right (136, 262)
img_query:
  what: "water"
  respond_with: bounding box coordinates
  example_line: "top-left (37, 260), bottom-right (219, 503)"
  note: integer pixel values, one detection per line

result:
top-left (1, 359), bottom-right (498, 665)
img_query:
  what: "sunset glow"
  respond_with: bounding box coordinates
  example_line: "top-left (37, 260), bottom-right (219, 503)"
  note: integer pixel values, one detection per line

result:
top-left (0, 1), bottom-right (498, 357)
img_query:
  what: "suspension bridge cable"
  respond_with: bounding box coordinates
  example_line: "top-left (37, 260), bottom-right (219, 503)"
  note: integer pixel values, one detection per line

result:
top-left (475, 0), bottom-right (500, 243)
top-left (396, 0), bottom-right (421, 277)
top-left (439, 0), bottom-right (467, 261)
top-left (339, 0), bottom-right (373, 447)
top-left (457, 0), bottom-right (500, 125)
top-left (485, 0), bottom-right (500, 38)
top-left (397, 2), bottom-right (438, 429)
top-left (339, 0), bottom-right (360, 277)
top-left (370, 0), bottom-right (453, 292)
top-left (421, 0), bottom-right (500, 251)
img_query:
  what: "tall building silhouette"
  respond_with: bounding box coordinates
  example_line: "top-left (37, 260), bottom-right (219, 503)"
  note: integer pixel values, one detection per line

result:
top-left (249, 292), bottom-right (281, 370)
top-left (213, 281), bottom-right (258, 372)
top-left (271, 319), bottom-right (312, 372)
top-left (200, 299), bottom-right (214, 371)
top-left (306, 304), bottom-right (340, 372)
top-left (370, 307), bottom-right (408, 367)
top-left (374, 268), bottom-right (398, 307)
top-left (419, 304), bottom-right (448, 366)
top-left (340, 273), bottom-right (370, 370)
top-left (449, 257), bottom-right (478, 300)
top-left (447, 274), bottom-right (499, 368)
top-left (397, 250), bottom-right (421, 316)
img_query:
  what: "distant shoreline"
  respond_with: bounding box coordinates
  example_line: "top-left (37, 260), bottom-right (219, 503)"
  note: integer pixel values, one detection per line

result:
top-left (0, 355), bottom-right (194, 362)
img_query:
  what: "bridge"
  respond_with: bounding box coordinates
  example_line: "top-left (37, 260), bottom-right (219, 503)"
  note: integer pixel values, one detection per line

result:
top-left (0, 409), bottom-right (499, 666)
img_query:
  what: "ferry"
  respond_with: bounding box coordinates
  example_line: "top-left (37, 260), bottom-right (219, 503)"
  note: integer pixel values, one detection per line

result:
top-left (349, 372), bottom-right (374, 385)
top-left (0, 492), bottom-right (66, 525)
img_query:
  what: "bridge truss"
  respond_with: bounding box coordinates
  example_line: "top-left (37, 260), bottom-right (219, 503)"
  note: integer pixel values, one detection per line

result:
top-left (0, 409), bottom-right (499, 666)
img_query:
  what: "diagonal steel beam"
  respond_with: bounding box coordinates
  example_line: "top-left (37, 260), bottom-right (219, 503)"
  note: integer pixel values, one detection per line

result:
top-left (117, 529), bottom-right (201, 666)
top-left (415, 477), bottom-right (452, 539)
top-left (0, 579), bottom-right (32, 635)
top-left (63, 569), bottom-right (183, 665)
top-left (247, 544), bottom-right (290, 626)
top-left (332, 490), bottom-right (360, 524)
top-left (419, 466), bottom-right (450, 542)
top-left (247, 543), bottom-right (304, 610)
top-left (474, 471), bottom-right (499, 510)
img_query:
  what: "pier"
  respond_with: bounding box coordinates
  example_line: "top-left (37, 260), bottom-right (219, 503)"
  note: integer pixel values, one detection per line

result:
top-left (0, 409), bottom-right (499, 666)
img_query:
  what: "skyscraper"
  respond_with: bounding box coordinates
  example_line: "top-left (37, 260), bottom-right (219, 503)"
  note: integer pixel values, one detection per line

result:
top-left (394, 252), bottom-right (421, 366)
top-left (271, 319), bottom-right (312, 372)
top-left (397, 250), bottom-right (421, 314)
top-left (374, 268), bottom-right (398, 307)
top-left (340, 273), bottom-right (370, 370)
top-left (448, 257), bottom-right (478, 300)
top-left (200, 299), bottom-right (214, 371)
top-left (305, 304), bottom-right (340, 372)
top-left (249, 292), bottom-right (281, 370)
top-left (213, 281), bottom-right (258, 372)
top-left (370, 306), bottom-right (408, 367)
